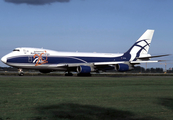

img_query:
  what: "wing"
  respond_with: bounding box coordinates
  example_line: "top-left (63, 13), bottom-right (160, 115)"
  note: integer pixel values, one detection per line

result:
top-left (47, 60), bottom-right (161, 71)
top-left (94, 60), bottom-right (159, 66)
top-left (46, 54), bottom-right (170, 72)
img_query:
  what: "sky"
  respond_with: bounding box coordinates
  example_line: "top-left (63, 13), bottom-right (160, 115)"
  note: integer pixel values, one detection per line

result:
top-left (0, 0), bottom-right (173, 69)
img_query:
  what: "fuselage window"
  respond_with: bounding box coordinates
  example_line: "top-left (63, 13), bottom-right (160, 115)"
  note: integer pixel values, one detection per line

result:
top-left (13, 49), bottom-right (20, 52)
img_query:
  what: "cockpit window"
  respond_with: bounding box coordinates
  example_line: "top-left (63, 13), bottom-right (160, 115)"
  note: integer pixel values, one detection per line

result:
top-left (13, 49), bottom-right (20, 51)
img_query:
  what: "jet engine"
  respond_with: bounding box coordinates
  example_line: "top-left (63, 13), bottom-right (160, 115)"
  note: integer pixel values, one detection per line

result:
top-left (77, 65), bottom-right (91, 74)
top-left (115, 64), bottom-right (133, 72)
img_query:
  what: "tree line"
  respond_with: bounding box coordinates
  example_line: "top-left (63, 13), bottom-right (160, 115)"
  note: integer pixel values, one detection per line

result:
top-left (128, 66), bottom-right (173, 73)
top-left (0, 66), bottom-right (173, 73)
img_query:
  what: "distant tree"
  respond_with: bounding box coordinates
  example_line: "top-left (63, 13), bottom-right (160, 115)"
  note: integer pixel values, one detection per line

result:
top-left (155, 68), bottom-right (163, 73)
top-left (145, 68), bottom-right (150, 73)
top-left (167, 68), bottom-right (173, 73)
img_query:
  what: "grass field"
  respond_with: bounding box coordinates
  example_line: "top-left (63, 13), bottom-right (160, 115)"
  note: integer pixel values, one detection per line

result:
top-left (0, 76), bottom-right (173, 120)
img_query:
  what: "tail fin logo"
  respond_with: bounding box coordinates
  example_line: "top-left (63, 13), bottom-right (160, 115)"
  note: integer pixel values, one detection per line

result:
top-left (33, 51), bottom-right (48, 66)
top-left (126, 39), bottom-right (150, 53)
top-left (125, 39), bottom-right (151, 61)
top-left (136, 39), bottom-right (150, 51)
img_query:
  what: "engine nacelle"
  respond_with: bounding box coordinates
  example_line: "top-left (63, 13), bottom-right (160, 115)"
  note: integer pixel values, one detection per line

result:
top-left (115, 64), bottom-right (133, 72)
top-left (77, 65), bottom-right (91, 74)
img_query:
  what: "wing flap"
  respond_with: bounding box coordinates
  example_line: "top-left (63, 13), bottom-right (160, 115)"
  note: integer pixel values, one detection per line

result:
top-left (130, 60), bottom-right (159, 64)
top-left (94, 61), bottom-right (125, 65)
top-left (94, 60), bottom-right (160, 66)
top-left (48, 64), bottom-right (67, 68)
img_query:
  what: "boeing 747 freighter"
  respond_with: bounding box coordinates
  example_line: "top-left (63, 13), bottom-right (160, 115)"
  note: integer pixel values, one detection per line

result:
top-left (1, 30), bottom-right (169, 76)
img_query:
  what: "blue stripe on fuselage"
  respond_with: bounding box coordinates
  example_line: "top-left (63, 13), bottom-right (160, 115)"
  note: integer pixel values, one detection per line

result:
top-left (7, 55), bottom-right (129, 64)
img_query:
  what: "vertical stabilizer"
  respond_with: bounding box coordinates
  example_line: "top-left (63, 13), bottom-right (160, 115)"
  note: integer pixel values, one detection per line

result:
top-left (124, 29), bottom-right (154, 61)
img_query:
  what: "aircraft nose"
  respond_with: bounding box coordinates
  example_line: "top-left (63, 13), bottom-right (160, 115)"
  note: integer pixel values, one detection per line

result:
top-left (1, 56), bottom-right (7, 64)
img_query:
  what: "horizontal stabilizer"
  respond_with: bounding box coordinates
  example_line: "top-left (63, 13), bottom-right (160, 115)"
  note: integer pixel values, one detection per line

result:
top-left (136, 54), bottom-right (171, 60)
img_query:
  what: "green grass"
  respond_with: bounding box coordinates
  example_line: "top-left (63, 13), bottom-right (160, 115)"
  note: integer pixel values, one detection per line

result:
top-left (0, 76), bottom-right (173, 120)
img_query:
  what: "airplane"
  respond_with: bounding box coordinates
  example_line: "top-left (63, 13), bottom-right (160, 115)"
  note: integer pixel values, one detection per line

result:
top-left (1, 29), bottom-right (169, 76)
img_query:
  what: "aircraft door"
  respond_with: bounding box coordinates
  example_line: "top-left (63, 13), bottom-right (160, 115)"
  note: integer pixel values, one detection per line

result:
top-left (28, 56), bottom-right (32, 63)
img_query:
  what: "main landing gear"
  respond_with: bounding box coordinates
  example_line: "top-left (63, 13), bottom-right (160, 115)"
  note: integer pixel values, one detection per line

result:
top-left (65, 72), bottom-right (73, 76)
top-left (18, 69), bottom-right (24, 76)
top-left (77, 73), bottom-right (91, 76)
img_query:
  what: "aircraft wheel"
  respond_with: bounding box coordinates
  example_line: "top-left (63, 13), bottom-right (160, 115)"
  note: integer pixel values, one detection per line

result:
top-left (77, 73), bottom-right (91, 77)
top-left (65, 73), bottom-right (73, 76)
top-left (19, 72), bottom-right (24, 76)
